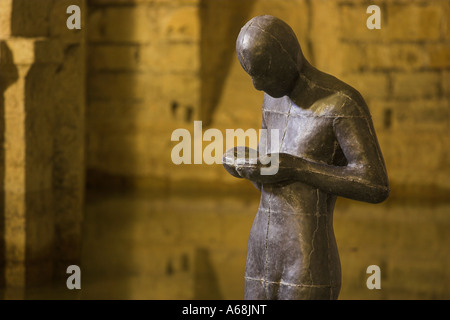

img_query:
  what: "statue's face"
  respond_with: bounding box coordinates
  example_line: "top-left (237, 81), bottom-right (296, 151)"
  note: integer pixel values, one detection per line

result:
top-left (245, 49), bottom-right (299, 98)
top-left (236, 20), bottom-right (300, 98)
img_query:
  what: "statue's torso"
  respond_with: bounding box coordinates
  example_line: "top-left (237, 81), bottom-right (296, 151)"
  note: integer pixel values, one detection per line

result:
top-left (245, 91), bottom-right (352, 299)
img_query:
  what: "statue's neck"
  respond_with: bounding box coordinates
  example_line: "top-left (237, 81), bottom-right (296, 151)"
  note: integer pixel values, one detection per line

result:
top-left (289, 60), bottom-right (327, 108)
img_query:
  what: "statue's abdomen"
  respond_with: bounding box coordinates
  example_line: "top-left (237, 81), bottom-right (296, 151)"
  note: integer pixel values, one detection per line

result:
top-left (244, 182), bottom-right (341, 300)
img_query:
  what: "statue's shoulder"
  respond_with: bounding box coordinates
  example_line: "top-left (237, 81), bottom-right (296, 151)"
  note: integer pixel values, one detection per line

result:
top-left (335, 88), bottom-right (370, 119)
top-left (312, 70), bottom-right (371, 119)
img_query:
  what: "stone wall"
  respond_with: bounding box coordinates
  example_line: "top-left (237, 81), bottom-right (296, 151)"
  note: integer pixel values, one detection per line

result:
top-left (86, 0), bottom-right (450, 200)
top-left (0, 0), bottom-right (85, 297)
top-left (86, 0), bottom-right (202, 189)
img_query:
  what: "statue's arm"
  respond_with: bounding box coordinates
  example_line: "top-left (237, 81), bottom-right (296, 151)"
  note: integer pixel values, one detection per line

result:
top-left (285, 115), bottom-right (389, 203)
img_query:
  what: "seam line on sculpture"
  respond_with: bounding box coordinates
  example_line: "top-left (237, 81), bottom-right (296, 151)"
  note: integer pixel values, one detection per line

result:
top-left (249, 24), bottom-right (297, 68)
top-left (306, 166), bottom-right (388, 192)
top-left (264, 189), bottom-right (272, 299)
top-left (245, 276), bottom-right (338, 288)
top-left (279, 99), bottom-right (293, 152)
top-left (300, 74), bottom-right (353, 102)
top-left (307, 189), bottom-right (321, 284)
top-left (263, 109), bottom-right (365, 119)
top-left (268, 97), bottom-right (292, 297)
top-left (258, 207), bottom-right (327, 216)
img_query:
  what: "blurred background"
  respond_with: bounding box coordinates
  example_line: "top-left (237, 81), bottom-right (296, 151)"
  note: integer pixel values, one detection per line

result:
top-left (0, 0), bottom-right (449, 299)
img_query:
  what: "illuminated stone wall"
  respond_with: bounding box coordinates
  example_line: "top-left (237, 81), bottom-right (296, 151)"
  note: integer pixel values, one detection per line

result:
top-left (0, 0), bottom-right (85, 297)
top-left (86, 0), bottom-right (450, 200)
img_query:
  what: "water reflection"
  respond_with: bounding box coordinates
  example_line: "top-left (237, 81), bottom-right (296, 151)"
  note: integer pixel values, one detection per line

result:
top-left (81, 191), bottom-right (257, 300)
top-left (80, 191), bottom-right (450, 300)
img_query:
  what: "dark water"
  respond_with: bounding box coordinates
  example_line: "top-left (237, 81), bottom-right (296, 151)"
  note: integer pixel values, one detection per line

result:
top-left (78, 191), bottom-right (450, 300)
top-left (9, 190), bottom-right (448, 300)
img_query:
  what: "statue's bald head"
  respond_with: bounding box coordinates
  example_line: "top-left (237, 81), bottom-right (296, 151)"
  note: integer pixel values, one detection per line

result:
top-left (236, 15), bottom-right (303, 97)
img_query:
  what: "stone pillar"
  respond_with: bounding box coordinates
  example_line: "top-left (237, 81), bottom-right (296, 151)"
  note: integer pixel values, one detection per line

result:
top-left (0, 0), bottom-right (85, 298)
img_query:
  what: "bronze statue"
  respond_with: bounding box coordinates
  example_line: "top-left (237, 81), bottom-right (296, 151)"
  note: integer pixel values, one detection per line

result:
top-left (222, 15), bottom-right (389, 300)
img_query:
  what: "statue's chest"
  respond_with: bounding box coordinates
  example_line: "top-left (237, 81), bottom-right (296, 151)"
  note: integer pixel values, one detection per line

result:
top-left (262, 97), bottom-right (337, 163)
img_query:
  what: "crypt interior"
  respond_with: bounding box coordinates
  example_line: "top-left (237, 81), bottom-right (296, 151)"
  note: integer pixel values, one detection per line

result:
top-left (0, 0), bottom-right (449, 299)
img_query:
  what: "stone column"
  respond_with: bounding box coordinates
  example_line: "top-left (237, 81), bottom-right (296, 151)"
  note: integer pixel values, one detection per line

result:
top-left (0, 0), bottom-right (85, 298)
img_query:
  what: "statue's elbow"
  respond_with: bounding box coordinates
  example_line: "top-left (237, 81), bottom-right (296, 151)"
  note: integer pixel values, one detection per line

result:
top-left (361, 167), bottom-right (390, 204)
top-left (370, 181), bottom-right (390, 204)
